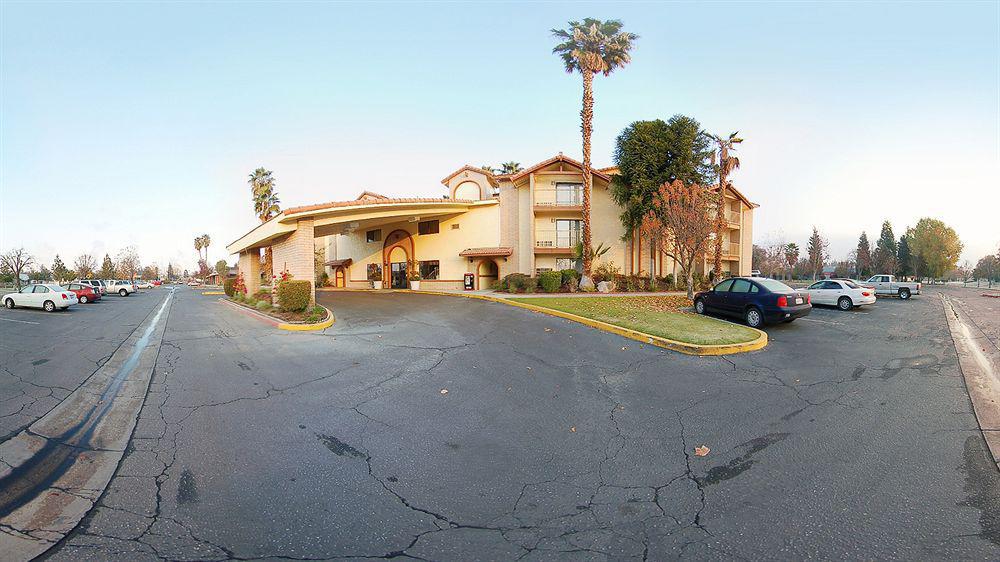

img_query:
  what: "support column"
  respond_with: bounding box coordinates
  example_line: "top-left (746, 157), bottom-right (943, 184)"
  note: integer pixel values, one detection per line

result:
top-left (238, 249), bottom-right (261, 295)
top-left (271, 218), bottom-right (316, 304)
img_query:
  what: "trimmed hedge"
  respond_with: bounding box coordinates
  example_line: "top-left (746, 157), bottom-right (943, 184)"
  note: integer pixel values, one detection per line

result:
top-left (223, 278), bottom-right (236, 297)
top-left (539, 271), bottom-right (562, 293)
top-left (277, 280), bottom-right (311, 312)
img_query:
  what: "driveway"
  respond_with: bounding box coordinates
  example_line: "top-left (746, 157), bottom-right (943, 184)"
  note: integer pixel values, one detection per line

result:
top-left (15, 288), bottom-right (1000, 560)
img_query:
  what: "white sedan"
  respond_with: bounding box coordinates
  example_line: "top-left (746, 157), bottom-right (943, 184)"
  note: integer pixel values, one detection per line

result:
top-left (3, 284), bottom-right (79, 312)
top-left (801, 279), bottom-right (876, 310)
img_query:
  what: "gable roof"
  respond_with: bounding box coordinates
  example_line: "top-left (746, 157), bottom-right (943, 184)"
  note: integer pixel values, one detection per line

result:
top-left (713, 183), bottom-right (759, 209)
top-left (355, 191), bottom-right (389, 201)
top-left (509, 154), bottom-right (612, 183)
top-left (440, 165), bottom-right (498, 188)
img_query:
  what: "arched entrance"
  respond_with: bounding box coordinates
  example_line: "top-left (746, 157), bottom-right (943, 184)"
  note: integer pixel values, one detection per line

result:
top-left (334, 266), bottom-right (346, 288)
top-left (476, 259), bottom-right (499, 290)
top-left (383, 230), bottom-right (414, 289)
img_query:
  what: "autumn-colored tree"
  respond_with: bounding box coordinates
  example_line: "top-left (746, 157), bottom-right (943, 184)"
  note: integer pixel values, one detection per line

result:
top-left (908, 218), bottom-right (962, 280)
top-left (646, 180), bottom-right (715, 299)
top-left (552, 18), bottom-right (637, 284)
top-left (974, 254), bottom-right (999, 285)
top-left (0, 247), bottom-right (35, 289)
top-left (784, 243), bottom-right (799, 280)
top-left (856, 231), bottom-right (873, 279)
top-left (807, 227), bottom-right (828, 280)
top-left (710, 132), bottom-right (743, 279)
top-left (116, 247), bottom-right (141, 281)
top-left (74, 254), bottom-right (96, 279)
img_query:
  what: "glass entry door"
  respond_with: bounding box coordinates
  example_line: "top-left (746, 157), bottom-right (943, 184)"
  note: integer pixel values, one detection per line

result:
top-left (390, 262), bottom-right (407, 289)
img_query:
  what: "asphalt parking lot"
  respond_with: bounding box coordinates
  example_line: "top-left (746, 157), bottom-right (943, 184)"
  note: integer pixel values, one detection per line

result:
top-left (2, 285), bottom-right (999, 560)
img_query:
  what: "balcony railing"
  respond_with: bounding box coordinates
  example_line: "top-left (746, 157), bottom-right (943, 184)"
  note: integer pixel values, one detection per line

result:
top-left (726, 211), bottom-right (741, 224)
top-left (534, 187), bottom-right (583, 207)
top-left (724, 242), bottom-right (741, 256)
top-left (536, 229), bottom-right (581, 248)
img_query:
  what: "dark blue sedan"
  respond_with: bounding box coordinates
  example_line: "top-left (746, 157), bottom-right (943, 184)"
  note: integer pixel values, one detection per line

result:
top-left (693, 277), bottom-right (811, 328)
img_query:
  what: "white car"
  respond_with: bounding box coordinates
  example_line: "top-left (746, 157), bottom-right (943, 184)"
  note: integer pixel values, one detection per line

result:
top-left (801, 279), bottom-right (876, 310)
top-left (105, 280), bottom-right (135, 296)
top-left (137, 280), bottom-right (153, 289)
top-left (3, 284), bottom-right (78, 312)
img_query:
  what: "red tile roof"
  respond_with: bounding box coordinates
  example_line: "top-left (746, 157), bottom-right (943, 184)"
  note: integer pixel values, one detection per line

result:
top-left (285, 197), bottom-right (475, 216)
top-left (459, 247), bottom-right (513, 257)
top-left (440, 165), bottom-right (498, 187)
top-left (510, 154), bottom-right (612, 183)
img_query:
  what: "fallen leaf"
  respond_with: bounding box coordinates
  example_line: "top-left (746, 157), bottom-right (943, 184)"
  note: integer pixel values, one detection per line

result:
top-left (544, 328), bottom-right (551, 332)
top-left (694, 446), bottom-right (710, 457)
top-left (440, 389), bottom-right (448, 395)
top-left (526, 367), bottom-right (532, 370)
top-left (621, 346), bottom-right (628, 351)
top-left (570, 426), bottom-right (576, 432)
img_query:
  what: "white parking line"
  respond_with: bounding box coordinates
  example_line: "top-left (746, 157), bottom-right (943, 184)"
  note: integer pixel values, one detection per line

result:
top-left (799, 317), bottom-right (842, 325)
top-left (0, 317), bottom-right (40, 325)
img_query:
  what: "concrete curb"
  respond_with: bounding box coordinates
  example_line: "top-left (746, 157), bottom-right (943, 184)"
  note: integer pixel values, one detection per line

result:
top-left (218, 298), bottom-right (335, 332)
top-left (322, 288), bottom-right (766, 356)
top-left (941, 294), bottom-right (1000, 469)
top-left (201, 291), bottom-right (225, 295)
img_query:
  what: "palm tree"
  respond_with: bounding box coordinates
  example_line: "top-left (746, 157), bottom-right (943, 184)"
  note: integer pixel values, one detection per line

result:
top-left (480, 164), bottom-right (496, 175)
top-left (710, 132), bottom-right (743, 280)
top-left (552, 19), bottom-right (637, 283)
top-left (194, 236), bottom-right (203, 262)
top-left (249, 167), bottom-right (281, 278)
top-left (499, 161), bottom-right (523, 175)
top-left (201, 234), bottom-right (211, 261)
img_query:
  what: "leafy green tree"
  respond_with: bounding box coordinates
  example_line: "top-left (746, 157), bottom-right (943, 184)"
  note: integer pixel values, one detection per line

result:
top-left (166, 263), bottom-right (176, 281)
top-left (873, 220), bottom-right (897, 274)
top-left (51, 254), bottom-right (72, 282)
top-left (908, 218), bottom-right (962, 280)
top-left (215, 259), bottom-right (229, 281)
top-left (896, 235), bottom-right (912, 278)
top-left (552, 18), bottom-right (637, 282)
top-left (480, 164), bottom-right (496, 174)
top-left (99, 254), bottom-right (115, 279)
top-left (784, 243), bottom-right (799, 280)
top-left (31, 266), bottom-right (52, 281)
top-left (807, 227), bottom-right (828, 280)
top-left (974, 254), bottom-right (999, 284)
top-left (856, 232), bottom-right (873, 279)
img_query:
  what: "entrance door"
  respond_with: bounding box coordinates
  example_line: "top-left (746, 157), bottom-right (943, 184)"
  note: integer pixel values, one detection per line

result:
top-left (334, 267), bottom-right (345, 288)
top-left (390, 262), bottom-right (407, 289)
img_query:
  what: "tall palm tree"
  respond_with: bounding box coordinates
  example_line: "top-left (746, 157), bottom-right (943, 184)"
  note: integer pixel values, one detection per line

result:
top-left (248, 167), bottom-right (281, 278)
top-left (499, 161), bottom-right (523, 175)
top-left (552, 19), bottom-right (637, 283)
top-left (710, 132), bottom-right (743, 280)
top-left (201, 234), bottom-right (211, 262)
top-left (194, 236), bottom-right (203, 262)
top-left (480, 164), bottom-right (496, 175)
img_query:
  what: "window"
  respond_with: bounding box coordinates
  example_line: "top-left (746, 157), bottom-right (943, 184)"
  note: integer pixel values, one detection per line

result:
top-left (555, 182), bottom-right (583, 205)
top-left (807, 282), bottom-right (824, 290)
top-left (366, 229), bottom-right (382, 243)
top-left (418, 220), bottom-right (439, 235)
top-left (843, 280), bottom-right (860, 289)
top-left (822, 281), bottom-right (841, 289)
top-left (535, 268), bottom-right (552, 275)
top-left (20, 286), bottom-right (33, 293)
top-left (750, 284), bottom-right (759, 293)
top-left (730, 279), bottom-right (752, 292)
top-left (451, 224), bottom-right (460, 230)
top-left (756, 279), bottom-right (795, 292)
top-left (36, 286), bottom-right (49, 293)
top-left (555, 219), bottom-right (581, 247)
top-left (419, 260), bottom-right (440, 280)
top-left (714, 279), bottom-right (734, 292)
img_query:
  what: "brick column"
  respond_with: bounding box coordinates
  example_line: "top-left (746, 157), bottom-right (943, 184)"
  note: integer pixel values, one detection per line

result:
top-left (271, 218), bottom-right (316, 304)
top-left (238, 250), bottom-right (261, 295)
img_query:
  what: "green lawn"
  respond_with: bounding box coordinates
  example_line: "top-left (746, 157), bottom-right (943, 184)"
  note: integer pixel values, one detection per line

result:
top-left (507, 296), bottom-right (760, 345)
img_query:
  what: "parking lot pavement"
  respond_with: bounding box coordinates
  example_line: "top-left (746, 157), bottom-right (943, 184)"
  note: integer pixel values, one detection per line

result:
top-left (940, 284), bottom-right (1000, 350)
top-left (0, 289), bottom-right (166, 440)
top-left (28, 288), bottom-right (1000, 560)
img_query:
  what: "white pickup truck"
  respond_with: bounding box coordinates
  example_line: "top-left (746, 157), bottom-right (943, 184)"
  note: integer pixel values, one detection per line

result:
top-left (105, 279), bottom-right (136, 296)
top-left (864, 274), bottom-right (921, 299)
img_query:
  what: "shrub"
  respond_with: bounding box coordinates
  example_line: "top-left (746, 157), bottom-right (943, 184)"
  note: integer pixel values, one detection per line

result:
top-left (312, 305), bottom-right (326, 317)
top-left (560, 269), bottom-right (580, 285)
top-left (539, 271), bottom-right (562, 293)
top-left (564, 276), bottom-right (579, 292)
top-left (523, 276), bottom-right (538, 293)
top-left (255, 300), bottom-right (271, 311)
top-left (592, 261), bottom-right (621, 284)
top-left (233, 292), bottom-right (244, 302)
top-left (501, 273), bottom-right (530, 293)
top-left (277, 280), bottom-right (311, 312)
top-left (253, 290), bottom-right (271, 303)
top-left (223, 278), bottom-right (236, 297)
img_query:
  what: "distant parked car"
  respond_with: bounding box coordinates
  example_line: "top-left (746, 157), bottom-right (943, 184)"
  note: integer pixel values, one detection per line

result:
top-left (105, 280), bottom-right (135, 296)
top-left (750, 270), bottom-right (762, 277)
top-left (65, 282), bottom-right (101, 303)
top-left (802, 279), bottom-right (875, 310)
top-left (865, 274), bottom-right (921, 299)
top-left (187, 280), bottom-right (199, 286)
top-left (694, 277), bottom-right (812, 327)
top-left (79, 279), bottom-right (107, 295)
top-left (151, 280), bottom-right (162, 286)
top-left (136, 280), bottom-right (153, 289)
top-left (3, 284), bottom-right (78, 312)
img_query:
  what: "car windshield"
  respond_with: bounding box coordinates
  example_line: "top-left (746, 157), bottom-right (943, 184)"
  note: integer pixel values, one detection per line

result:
top-left (843, 280), bottom-right (860, 289)
top-left (755, 278), bottom-right (794, 293)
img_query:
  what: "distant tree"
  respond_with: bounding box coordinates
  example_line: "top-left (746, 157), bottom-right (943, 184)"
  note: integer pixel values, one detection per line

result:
top-left (647, 180), bottom-right (715, 298)
top-left (552, 18), bottom-right (638, 281)
top-left (215, 259), bottom-right (229, 281)
top-left (74, 254), bottom-right (96, 279)
top-left (0, 248), bottom-right (36, 289)
top-left (498, 161), bottom-right (523, 174)
top-left (99, 254), bottom-right (116, 279)
top-left (709, 131), bottom-right (743, 279)
top-left (974, 255), bottom-right (999, 285)
top-left (201, 234), bottom-right (211, 261)
top-left (166, 263), bottom-right (176, 281)
top-left (480, 164), bottom-right (496, 175)
top-left (116, 247), bottom-right (141, 280)
top-left (51, 255), bottom-right (72, 282)
top-left (784, 243), bottom-right (799, 280)
top-left (183, 269), bottom-right (190, 278)
top-left (856, 232), bottom-right (873, 279)
top-left (873, 220), bottom-right (897, 274)
top-left (908, 218), bottom-right (962, 280)
top-left (31, 266), bottom-right (52, 281)
top-left (833, 260), bottom-right (854, 279)
top-left (896, 234), bottom-right (912, 278)
top-left (197, 259), bottom-right (211, 278)
top-left (141, 265), bottom-right (160, 280)
top-left (752, 245), bottom-right (767, 271)
top-left (807, 227), bottom-right (828, 280)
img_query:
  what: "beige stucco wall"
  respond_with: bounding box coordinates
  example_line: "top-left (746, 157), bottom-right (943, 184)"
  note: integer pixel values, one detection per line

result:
top-left (271, 218), bottom-right (316, 304)
top-left (444, 169), bottom-right (492, 200)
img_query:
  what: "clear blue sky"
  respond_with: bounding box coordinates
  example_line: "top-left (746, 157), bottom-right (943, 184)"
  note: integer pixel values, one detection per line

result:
top-left (2, 1), bottom-right (998, 272)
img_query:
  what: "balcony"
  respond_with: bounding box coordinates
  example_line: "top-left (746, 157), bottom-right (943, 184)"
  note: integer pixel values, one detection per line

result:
top-left (723, 242), bottom-right (741, 258)
top-left (535, 229), bottom-right (580, 254)
top-left (534, 187), bottom-right (584, 212)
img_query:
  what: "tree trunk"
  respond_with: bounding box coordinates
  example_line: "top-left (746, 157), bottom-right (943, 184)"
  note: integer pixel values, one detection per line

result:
top-left (712, 183), bottom-right (725, 280)
top-left (686, 267), bottom-right (695, 300)
top-left (580, 70), bottom-right (594, 278)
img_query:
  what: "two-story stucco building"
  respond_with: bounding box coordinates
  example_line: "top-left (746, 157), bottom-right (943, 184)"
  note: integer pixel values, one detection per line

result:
top-left (226, 154), bottom-right (757, 301)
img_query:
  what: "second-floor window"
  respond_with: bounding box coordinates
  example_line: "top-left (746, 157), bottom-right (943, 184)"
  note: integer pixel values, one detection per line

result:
top-left (418, 220), bottom-right (439, 235)
top-left (555, 219), bottom-right (581, 247)
top-left (555, 182), bottom-right (583, 205)
top-left (366, 229), bottom-right (382, 243)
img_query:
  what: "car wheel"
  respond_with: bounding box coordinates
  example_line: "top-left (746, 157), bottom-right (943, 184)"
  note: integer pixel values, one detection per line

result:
top-left (79, 295), bottom-right (88, 304)
top-left (898, 288), bottom-right (911, 300)
top-left (119, 289), bottom-right (128, 297)
top-left (695, 299), bottom-right (706, 315)
top-left (4, 298), bottom-right (13, 309)
top-left (43, 300), bottom-right (56, 312)
top-left (745, 307), bottom-right (763, 328)
top-left (838, 296), bottom-right (853, 311)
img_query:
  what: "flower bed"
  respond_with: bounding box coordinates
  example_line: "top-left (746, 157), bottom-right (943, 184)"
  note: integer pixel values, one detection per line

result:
top-left (226, 294), bottom-right (330, 324)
